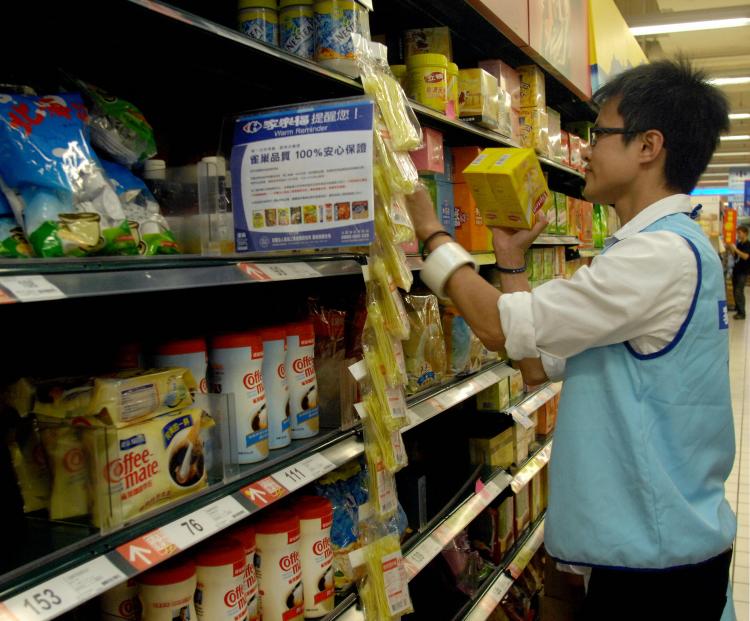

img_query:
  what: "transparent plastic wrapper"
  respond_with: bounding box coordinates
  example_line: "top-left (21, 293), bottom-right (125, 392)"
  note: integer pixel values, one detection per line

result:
top-left (372, 233), bottom-right (412, 293)
top-left (442, 308), bottom-right (483, 377)
top-left (0, 188), bottom-right (32, 257)
top-left (402, 293), bottom-right (448, 394)
top-left (39, 423), bottom-right (89, 520)
top-left (7, 417), bottom-right (50, 512)
top-left (366, 258), bottom-right (410, 341)
top-left (364, 304), bottom-right (402, 387)
top-left (7, 368), bottom-right (196, 426)
top-left (362, 416), bottom-right (399, 520)
top-left (374, 163), bottom-right (416, 246)
top-left (100, 160), bottom-right (180, 255)
top-left (359, 392), bottom-right (407, 474)
top-left (353, 34), bottom-right (421, 151)
top-left (373, 113), bottom-right (419, 196)
top-left (76, 81), bottom-right (157, 167)
top-left (357, 523), bottom-right (414, 621)
top-left (0, 93), bottom-right (138, 257)
top-left (441, 530), bottom-right (496, 597)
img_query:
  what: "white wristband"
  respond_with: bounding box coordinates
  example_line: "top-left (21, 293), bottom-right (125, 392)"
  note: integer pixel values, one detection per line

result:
top-left (421, 242), bottom-right (478, 298)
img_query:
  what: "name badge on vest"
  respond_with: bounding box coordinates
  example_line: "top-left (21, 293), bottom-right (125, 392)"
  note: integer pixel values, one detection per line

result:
top-left (718, 300), bottom-right (729, 329)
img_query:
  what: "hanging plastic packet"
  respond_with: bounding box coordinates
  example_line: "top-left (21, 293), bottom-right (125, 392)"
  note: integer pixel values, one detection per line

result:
top-left (100, 159), bottom-right (179, 255)
top-left (374, 164), bottom-right (415, 246)
top-left (363, 305), bottom-right (401, 388)
top-left (402, 293), bottom-right (448, 394)
top-left (358, 392), bottom-right (407, 474)
top-left (39, 424), bottom-right (90, 520)
top-left (0, 92), bottom-right (137, 257)
top-left (0, 187), bottom-right (32, 257)
top-left (366, 258), bottom-right (410, 341)
top-left (374, 235), bottom-right (413, 293)
top-left (75, 81), bottom-right (157, 167)
top-left (361, 418), bottom-right (398, 520)
top-left (373, 112), bottom-right (419, 196)
top-left (353, 34), bottom-right (422, 151)
top-left (7, 417), bottom-right (50, 512)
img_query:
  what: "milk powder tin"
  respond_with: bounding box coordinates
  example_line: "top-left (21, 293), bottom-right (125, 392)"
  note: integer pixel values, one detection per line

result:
top-left (255, 509), bottom-right (304, 621)
top-left (280, 0), bottom-right (314, 59)
top-left (138, 559), bottom-right (197, 621)
top-left (260, 327), bottom-right (291, 450)
top-left (100, 578), bottom-right (138, 620)
top-left (238, 0), bottom-right (279, 45)
top-left (314, 0), bottom-right (356, 63)
top-left (285, 322), bottom-right (319, 439)
top-left (229, 523), bottom-right (260, 621)
top-left (154, 338), bottom-right (208, 395)
top-left (295, 496), bottom-right (335, 617)
top-left (195, 538), bottom-right (247, 621)
top-left (209, 332), bottom-right (269, 464)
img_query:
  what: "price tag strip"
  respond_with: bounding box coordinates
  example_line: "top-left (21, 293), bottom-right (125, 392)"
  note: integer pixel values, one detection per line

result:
top-left (0, 557), bottom-right (126, 621)
top-left (464, 574), bottom-right (515, 621)
top-left (510, 442), bottom-right (553, 494)
top-left (507, 521), bottom-right (545, 579)
top-left (508, 383), bottom-right (561, 421)
top-left (270, 452), bottom-right (336, 493)
top-left (0, 276), bottom-right (65, 304)
top-left (237, 262), bottom-right (322, 282)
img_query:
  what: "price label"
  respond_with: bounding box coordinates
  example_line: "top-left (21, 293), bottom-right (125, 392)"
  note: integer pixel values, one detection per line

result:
top-left (0, 558), bottom-right (125, 621)
top-left (0, 276), bottom-right (65, 303)
top-left (405, 536), bottom-right (443, 578)
top-left (271, 453), bottom-right (335, 493)
top-left (162, 497), bottom-right (249, 550)
top-left (512, 409), bottom-right (535, 430)
top-left (465, 574), bottom-right (513, 621)
top-left (238, 262), bottom-right (321, 281)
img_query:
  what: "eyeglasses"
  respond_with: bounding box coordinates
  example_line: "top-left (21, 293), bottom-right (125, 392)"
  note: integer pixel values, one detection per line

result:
top-left (590, 127), bottom-right (644, 147)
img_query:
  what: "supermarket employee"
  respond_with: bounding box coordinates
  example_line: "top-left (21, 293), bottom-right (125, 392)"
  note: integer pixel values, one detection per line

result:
top-left (407, 60), bottom-right (736, 620)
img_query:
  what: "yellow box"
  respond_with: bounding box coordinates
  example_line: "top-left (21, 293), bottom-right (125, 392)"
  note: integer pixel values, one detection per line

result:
top-left (530, 473), bottom-right (543, 522)
top-left (461, 148), bottom-right (552, 230)
top-left (469, 427), bottom-right (514, 468)
top-left (518, 64), bottom-right (546, 108)
top-left (476, 377), bottom-right (511, 412)
top-left (458, 68), bottom-right (499, 129)
top-left (509, 368), bottom-right (524, 401)
top-left (453, 183), bottom-right (493, 251)
top-left (519, 107), bottom-right (549, 155)
top-left (497, 495), bottom-right (515, 556)
top-left (404, 27), bottom-right (453, 60)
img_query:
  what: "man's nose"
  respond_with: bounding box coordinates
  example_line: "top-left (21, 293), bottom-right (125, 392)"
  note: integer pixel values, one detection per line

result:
top-left (581, 141), bottom-right (592, 162)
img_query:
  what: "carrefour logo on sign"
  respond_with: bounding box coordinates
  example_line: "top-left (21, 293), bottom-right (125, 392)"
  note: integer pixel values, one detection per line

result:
top-left (243, 120), bottom-right (263, 134)
top-left (719, 300), bottom-right (729, 330)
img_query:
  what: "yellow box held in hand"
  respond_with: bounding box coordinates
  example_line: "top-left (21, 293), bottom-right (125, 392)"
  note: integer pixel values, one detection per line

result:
top-left (462, 148), bottom-right (552, 230)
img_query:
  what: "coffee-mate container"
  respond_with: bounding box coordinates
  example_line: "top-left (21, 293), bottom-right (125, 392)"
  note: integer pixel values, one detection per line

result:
top-left (138, 559), bottom-right (197, 621)
top-left (285, 322), bottom-right (319, 439)
top-left (100, 578), bottom-right (138, 620)
top-left (153, 338), bottom-right (209, 394)
top-left (195, 537), bottom-right (247, 621)
top-left (230, 523), bottom-right (260, 621)
top-left (295, 496), bottom-right (335, 617)
top-left (255, 509), bottom-right (304, 621)
top-left (209, 332), bottom-right (269, 463)
top-left (260, 327), bottom-right (291, 449)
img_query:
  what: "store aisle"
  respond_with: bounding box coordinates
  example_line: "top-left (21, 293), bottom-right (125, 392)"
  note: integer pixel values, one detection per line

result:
top-left (728, 313), bottom-right (749, 618)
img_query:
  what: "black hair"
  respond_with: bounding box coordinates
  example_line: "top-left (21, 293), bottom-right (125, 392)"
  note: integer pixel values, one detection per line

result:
top-left (738, 225), bottom-right (749, 235)
top-left (592, 59), bottom-right (729, 194)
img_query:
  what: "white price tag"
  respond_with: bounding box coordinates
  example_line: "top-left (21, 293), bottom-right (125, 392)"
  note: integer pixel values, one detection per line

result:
top-left (349, 359), bottom-right (368, 382)
top-left (240, 262), bottom-right (321, 281)
top-left (465, 574), bottom-right (513, 621)
top-left (0, 558), bottom-right (125, 621)
top-left (512, 410), bottom-right (535, 430)
top-left (406, 536), bottom-right (443, 577)
top-left (271, 452), bottom-right (335, 493)
top-left (162, 496), bottom-right (249, 550)
top-left (0, 276), bottom-right (65, 303)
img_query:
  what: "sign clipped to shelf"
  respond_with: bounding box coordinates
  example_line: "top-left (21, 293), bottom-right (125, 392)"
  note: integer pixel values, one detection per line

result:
top-left (232, 97), bottom-right (375, 252)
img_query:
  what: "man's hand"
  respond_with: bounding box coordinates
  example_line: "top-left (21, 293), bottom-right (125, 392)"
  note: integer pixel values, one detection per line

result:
top-left (728, 243), bottom-right (737, 253)
top-left (490, 213), bottom-right (549, 267)
top-left (405, 182), bottom-right (443, 241)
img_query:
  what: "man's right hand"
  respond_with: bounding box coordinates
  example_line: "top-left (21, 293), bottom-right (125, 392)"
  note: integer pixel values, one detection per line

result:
top-left (405, 183), bottom-right (442, 241)
top-left (490, 213), bottom-right (549, 267)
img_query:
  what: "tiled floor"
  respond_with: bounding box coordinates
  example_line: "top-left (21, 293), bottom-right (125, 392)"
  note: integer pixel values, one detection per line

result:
top-left (727, 311), bottom-right (749, 619)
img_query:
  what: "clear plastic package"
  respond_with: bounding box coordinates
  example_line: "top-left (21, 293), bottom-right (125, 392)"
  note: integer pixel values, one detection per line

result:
top-left (402, 293), bottom-right (448, 394)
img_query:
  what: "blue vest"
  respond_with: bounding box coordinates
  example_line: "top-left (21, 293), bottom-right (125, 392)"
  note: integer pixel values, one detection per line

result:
top-left (546, 213), bottom-right (736, 570)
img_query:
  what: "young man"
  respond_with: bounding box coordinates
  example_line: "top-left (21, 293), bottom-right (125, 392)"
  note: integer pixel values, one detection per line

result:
top-left (729, 224), bottom-right (749, 319)
top-left (407, 60), bottom-right (736, 619)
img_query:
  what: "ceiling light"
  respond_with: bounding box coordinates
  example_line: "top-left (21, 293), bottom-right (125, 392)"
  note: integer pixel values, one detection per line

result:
top-left (631, 17), bottom-right (750, 36)
top-left (720, 135), bottom-right (750, 141)
top-left (729, 113), bottom-right (750, 120)
top-left (709, 77), bottom-right (750, 86)
top-left (713, 151), bottom-right (750, 157)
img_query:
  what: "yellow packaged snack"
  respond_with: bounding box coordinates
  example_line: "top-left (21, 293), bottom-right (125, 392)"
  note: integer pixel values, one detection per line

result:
top-left (365, 305), bottom-right (402, 387)
top-left (402, 293), bottom-right (448, 394)
top-left (40, 424), bottom-right (90, 520)
top-left (7, 419), bottom-right (50, 513)
top-left (7, 369), bottom-right (196, 426)
top-left (368, 258), bottom-right (410, 341)
top-left (373, 115), bottom-right (419, 196)
top-left (363, 418), bottom-right (399, 519)
top-left (403, 26), bottom-right (453, 60)
top-left (83, 407), bottom-right (209, 529)
top-left (374, 164), bottom-right (415, 245)
top-left (461, 148), bottom-right (552, 230)
top-left (359, 533), bottom-right (413, 620)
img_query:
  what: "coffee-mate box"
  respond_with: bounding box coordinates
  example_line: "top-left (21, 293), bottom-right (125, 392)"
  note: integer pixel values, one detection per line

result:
top-left (462, 148), bottom-right (552, 230)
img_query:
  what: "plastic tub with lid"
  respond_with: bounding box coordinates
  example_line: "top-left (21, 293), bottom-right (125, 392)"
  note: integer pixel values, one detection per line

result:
top-left (285, 321), bottom-right (319, 439)
top-left (138, 558), bottom-right (197, 621)
top-left (194, 537), bottom-right (247, 621)
top-left (295, 496), bottom-right (335, 617)
top-left (406, 53), bottom-right (448, 113)
top-left (260, 326), bottom-right (291, 449)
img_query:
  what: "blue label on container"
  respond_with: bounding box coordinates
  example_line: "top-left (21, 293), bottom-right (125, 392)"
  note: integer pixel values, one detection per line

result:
top-left (120, 434), bottom-right (146, 451)
top-left (240, 17), bottom-right (278, 45)
top-left (246, 427), bottom-right (269, 447)
top-left (282, 418), bottom-right (291, 431)
top-left (162, 415), bottom-right (194, 448)
top-left (296, 407), bottom-right (319, 424)
top-left (281, 15), bottom-right (314, 59)
top-left (315, 9), bottom-right (355, 60)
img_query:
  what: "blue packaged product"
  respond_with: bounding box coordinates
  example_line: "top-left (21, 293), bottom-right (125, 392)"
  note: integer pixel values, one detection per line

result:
top-left (100, 160), bottom-right (179, 255)
top-left (238, 3), bottom-right (279, 45)
top-left (0, 92), bottom-right (136, 257)
top-left (280, 2), bottom-right (314, 59)
top-left (0, 189), bottom-right (32, 258)
top-left (314, 0), bottom-right (357, 62)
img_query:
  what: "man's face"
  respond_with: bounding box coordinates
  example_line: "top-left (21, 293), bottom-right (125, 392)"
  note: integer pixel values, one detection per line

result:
top-left (739, 229), bottom-right (748, 242)
top-left (582, 97), bottom-right (643, 205)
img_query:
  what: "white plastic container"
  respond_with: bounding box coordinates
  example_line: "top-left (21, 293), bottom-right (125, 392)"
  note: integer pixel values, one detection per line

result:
top-left (138, 559), bottom-right (197, 621)
top-left (229, 523), bottom-right (260, 621)
top-left (295, 496), bottom-right (335, 617)
top-left (209, 332), bottom-right (269, 464)
top-left (195, 537), bottom-right (247, 621)
top-left (285, 322), bottom-right (319, 439)
top-left (100, 578), bottom-right (138, 620)
top-left (255, 509), bottom-right (304, 621)
top-left (260, 327), bottom-right (291, 450)
top-left (153, 338), bottom-right (209, 394)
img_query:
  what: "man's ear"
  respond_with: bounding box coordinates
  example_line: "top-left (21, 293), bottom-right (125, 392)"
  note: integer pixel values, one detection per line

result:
top-left (638, 129), bottom-right (665, 164)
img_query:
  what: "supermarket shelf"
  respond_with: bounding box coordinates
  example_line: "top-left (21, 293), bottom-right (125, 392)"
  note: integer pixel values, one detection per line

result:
top-left (506, 382), bottom-right (562, 429)
top-left (402, 468), bottom-right (513, 581)
top-left (404, 363), bottom-right (514, 431)
top-left (510, 439), bottom-right (553, 494)
top-left (535, 235), bottom-right (582, 246)
top-left (579, 248), bottom-right (602, 258)
top-left (459, 517), bottom-right (546, 621)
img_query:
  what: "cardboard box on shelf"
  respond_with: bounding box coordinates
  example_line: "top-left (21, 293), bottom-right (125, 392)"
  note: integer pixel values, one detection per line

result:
top-left (514, 484), bottom-right (531, 538)
top-left (566, 196), bottom-right (580, 238)
top-left (518, 64), bottom-right (546, 108)
top-left (560, 130), bottom-right (571, 166)
top-left (547, 108), bottom-right (562, 163)
top-left (530, 248), bottom-right (544, 283)
top-left (458, 68), bottom-right (500, 129)
top-left (537, 400), bottom-right (556, 435)
top-left (544, 198), bottom-right (557, 234)
top-left (543, 247), bottom-right (555, 280)
top-left (451, 146), bottom-right (482, 184)
top-left (569, 134), bottom-right (583, 171)
top-left (476, 377), bottom-right (511, 412)
top-left (404, 27), bottom-right (453, 60)
top-left (469, 427), bottom-right (514, 468)
top-left (453, 183), bottom-right (492, 251)
top-left (497, 495), bottom-right (515, 557)
top-left (509, 368), bottom-right (524, 401)
top-left (519, 107), bottom-right (549, 155)
top-left (461, 148), bottom-right (552, 230)
top-left (579, 201), bottom-right (593, 246)
top-left (565, 120), bottom-right (593, 143)
top-left (554, 246), bottom-right (566, 277)
top-left (420, 174), bottom-right (455, 238)
top-left (409, 127), bottom-right (445, 174)
top-left (496, 88), bottom-right (513, 139)
top-left (479, 59), bottom-right (521, 110)
top-left (530, 472), bottom-right (543, 522)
